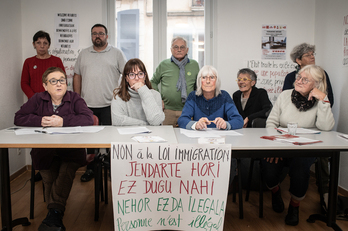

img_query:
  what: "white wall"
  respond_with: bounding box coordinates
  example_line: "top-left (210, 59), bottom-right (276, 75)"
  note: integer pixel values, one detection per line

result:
top-left (215, 0), bottom-right (315, 96)
top-left (315, 0), bottom-right (348, 190)
top-left (21, 0), bottom-right (105, 63)
top-left (0, 0), bottom-right (27, 174)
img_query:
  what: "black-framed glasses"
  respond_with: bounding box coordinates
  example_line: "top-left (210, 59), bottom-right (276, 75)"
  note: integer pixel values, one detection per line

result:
top-left (172, 45), bottom-right (187, 51)
top-left (47, 78), bottom-right (67, 85)
top-left (295, 74), bottom-right (312, 84)
top-left (91, 32), bottom-right (106, 37)
top-left (127, 72), bottom-right (145, 79)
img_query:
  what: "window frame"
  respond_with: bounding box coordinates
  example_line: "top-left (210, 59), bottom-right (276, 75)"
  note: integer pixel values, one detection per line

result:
top-left (105, 0), bottom-right (215, 70)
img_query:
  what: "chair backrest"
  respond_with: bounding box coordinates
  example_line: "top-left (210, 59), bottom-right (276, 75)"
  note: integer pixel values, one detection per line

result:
top-left (93, 115), bottom-right (99, 126)
top-left (251, 118), bottom-right (267, 128)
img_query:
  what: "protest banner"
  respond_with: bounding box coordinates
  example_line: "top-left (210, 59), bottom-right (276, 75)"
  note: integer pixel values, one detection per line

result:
top-left (111, 142), bottom-right (232, 231)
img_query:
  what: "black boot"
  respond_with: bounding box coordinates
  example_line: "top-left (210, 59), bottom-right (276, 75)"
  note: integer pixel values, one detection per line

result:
top-left (285, 204), bottom-right (299, 226)
top-left (80, 169), bottom-right (94, 182)
top-left (34, 172), bottom-right (42, 182)
top-left (272, 187), bottom-right (284, 213)
top-left (38, 209), bottom-right (66, 231)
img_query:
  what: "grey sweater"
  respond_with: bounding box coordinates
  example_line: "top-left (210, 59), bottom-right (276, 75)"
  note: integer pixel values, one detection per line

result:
top-left (111, 85), bottom-right (165, 126)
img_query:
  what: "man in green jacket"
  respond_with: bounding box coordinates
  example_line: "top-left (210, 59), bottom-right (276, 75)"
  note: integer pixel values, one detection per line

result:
top-left (151, 37), bottom-right (199, 126)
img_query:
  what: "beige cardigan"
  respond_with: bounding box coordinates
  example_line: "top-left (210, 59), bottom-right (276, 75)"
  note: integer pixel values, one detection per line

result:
top-left (266, 89), bottom-right (334, 131)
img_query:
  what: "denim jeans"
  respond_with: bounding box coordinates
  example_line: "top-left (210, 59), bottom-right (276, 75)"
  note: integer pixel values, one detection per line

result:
top-left (261, 157), bottom-right (315, 200)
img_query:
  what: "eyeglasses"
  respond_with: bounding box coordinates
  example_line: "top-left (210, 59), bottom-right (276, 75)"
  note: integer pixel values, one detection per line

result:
top-left (91, 32), bottom-right (106, 37)
top-left (302, 52), bottom-right (316, 58)
top-left (201, 76), bottom-right (216, 81)
top-left (127, 72), bottom-right (145, 79)
top-left (295, 74), bottom-right (312, 84)
top-left (236, 77), bottom-right (252, 82)
top-left (172, 45), bottom-right (187, 51)
top-left (47, 78), bottom-right (67, 85)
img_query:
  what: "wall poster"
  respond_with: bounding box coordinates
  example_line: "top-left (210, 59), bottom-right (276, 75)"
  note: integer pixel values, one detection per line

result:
top-left (343, 14), bottom-right (348, 67)
top-left (52, 13), bottom-right (80, 90)
top-left (261, 24), bottom-right (287, 60)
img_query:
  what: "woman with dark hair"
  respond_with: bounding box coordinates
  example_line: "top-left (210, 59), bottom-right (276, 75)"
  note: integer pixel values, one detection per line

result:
top-left (111, 58), bottom-right (164, 125)
top-left (15, 67), bottom-right (93, 230)
top-left (233, 68), bottom-right (272, 128)
top-left (21, 30), bottom-right (65, 99)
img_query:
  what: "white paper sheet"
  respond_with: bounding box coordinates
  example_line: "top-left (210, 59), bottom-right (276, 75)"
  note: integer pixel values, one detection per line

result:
top-left (276, 127), bottom-right (321, 134)
top-left (15, 126), bottom-right (105, 135)
top-left (180, 128), bottom-right (242, 138)
top-left (117, 126), bottom-right (151, 135)
top-left (131, 135), bottom-right (166, 143)
top-left (198, 137), bottom-right (226, 144)
top-left (338, 133), bottom-right (348, 140)
top-left (276, 137), bottom-right (321, 144)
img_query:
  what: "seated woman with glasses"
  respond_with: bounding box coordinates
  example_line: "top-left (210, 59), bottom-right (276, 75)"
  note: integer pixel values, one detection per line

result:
top-left (283, 43), bottom-right (334, 106)
top-left (111, 58), bottom-right (165, 126)
top-left (178, 65), bottom-right (243, 130)
top-left (233, 68), bottom-right (272, 128)
top-left (262, 64), bottom-right (334, 226)
top-left (14, 67), bottom-right (94, 230)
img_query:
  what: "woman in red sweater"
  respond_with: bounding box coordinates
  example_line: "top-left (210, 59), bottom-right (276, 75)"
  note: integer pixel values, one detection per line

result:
top-left (21, 30), bottom-right (65, 99)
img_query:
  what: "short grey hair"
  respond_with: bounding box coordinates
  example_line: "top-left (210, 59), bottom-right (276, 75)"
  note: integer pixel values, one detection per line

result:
top-left (237, 68), bottom-right (257, 84)
top-left (290, 43), bottom-right (315, 63)
top-left (298, 64), bottom-right (327, 94)
top-left (196, 65), bottom-right (221, 96)
top-left (171, 36), bottom-right (187, 47)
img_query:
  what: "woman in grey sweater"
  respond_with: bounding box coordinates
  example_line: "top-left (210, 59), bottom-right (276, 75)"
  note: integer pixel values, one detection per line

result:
top-left (111, 58), bottom-right (164, 126)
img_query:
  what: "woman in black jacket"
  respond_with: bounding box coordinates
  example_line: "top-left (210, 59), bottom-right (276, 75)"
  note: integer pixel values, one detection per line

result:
top-left (233, 68), bottom-right (272, 127)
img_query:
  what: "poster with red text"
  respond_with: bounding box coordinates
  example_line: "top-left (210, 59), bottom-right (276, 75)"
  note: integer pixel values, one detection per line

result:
top-left (245, 60), bottom-right (296, 104)
top-left (111, 142), bottom-right (232, 231)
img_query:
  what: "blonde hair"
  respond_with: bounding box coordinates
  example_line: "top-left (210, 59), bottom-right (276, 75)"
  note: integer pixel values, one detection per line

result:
top-left (298, 64), bottom-right (327, 94)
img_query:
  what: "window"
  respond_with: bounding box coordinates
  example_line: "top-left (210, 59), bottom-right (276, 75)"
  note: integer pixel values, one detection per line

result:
top-left (113, 0), bottom-right (207, 76)
top-left (115, 0), bottom-right (153, 74)
top-left (167, 0), bottom-right (204, 68)
top-left (117, 9), bottom-right (139, 60)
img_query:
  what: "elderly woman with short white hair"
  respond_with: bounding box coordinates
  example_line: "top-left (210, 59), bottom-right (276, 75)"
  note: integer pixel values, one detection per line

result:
top-left (178, 65), bottom-right (243, 130)
top-left (263, 64), bottom-right (334, 226)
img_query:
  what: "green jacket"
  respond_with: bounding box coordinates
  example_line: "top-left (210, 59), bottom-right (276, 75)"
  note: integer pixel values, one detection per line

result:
top-left (151, 58), bottom-right (199, 111)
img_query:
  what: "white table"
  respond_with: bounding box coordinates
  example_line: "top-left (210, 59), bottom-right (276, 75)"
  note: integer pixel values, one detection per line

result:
top-left (174, 127), bottom-right (348, 231)
top-left (0, 125), bottom-right (177, 231)
top-left (1, 126), bottom-right (347, 230)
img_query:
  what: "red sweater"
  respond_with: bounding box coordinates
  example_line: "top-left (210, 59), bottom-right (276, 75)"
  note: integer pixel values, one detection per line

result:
top-left (21, 55), bottom-right (65, 98)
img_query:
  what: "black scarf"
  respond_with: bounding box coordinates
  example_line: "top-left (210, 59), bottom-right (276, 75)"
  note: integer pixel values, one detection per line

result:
top-left (291, 89), bottom-right (316, 111)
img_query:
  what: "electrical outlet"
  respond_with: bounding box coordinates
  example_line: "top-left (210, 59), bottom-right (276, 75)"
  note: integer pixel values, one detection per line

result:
top-left (17, 148), bottom-right (22, 155)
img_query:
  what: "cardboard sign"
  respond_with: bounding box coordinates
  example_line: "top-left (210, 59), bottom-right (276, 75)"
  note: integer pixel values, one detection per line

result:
top-left (111, 142), bottom-right (232, 231)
